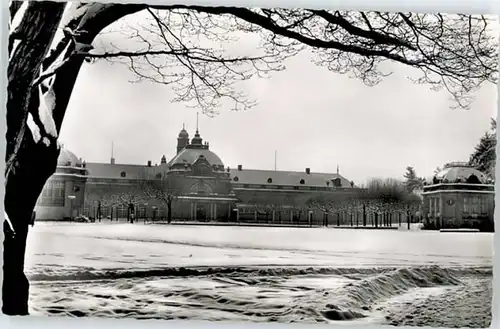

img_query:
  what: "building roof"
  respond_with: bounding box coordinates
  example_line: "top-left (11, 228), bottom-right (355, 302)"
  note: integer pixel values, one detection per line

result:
top-left (435, 163), bottom-right (490, 184)
top-left (85, 162), bottom-right (169, 180)
top-left (178, 128), bottom-right (189, 139)
top-left (57, 148), bottom-right (82, 167)
top-left (84, 162), bottom-right (354, 188)
top-left (229, 168), bottom-right (353, 188)
top-left (168, 147), bottom-right (224, 167)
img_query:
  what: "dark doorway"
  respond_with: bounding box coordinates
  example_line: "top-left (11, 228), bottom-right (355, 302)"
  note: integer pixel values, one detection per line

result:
top-left (196, 204), bottom-right (208, 221)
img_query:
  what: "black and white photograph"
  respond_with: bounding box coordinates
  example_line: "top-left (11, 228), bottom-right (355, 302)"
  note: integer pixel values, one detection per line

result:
top-left (4, 1), bottom-right (497, 328)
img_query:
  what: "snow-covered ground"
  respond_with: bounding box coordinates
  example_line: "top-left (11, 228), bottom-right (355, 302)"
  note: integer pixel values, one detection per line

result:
top-left (25, 223), bottom-right (493, 326)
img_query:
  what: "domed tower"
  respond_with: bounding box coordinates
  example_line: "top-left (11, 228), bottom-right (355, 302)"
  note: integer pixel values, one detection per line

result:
top-left (190, 113), bottom-right (206, 148)
top-left (422, 161), bottom-right (494, 231)
top-left (161, 155), bottom-right (167, 164)
top-left (191, 129), bottom-right (203, 146)
top-left (177, 124), bottom-right (189, 154)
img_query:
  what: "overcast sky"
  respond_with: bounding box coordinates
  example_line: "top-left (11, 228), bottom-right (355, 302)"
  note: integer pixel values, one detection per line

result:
top-left (58, 9), bottom-right (497, 185)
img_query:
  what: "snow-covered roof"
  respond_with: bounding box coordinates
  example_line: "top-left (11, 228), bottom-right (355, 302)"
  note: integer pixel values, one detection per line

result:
top-left (57, 148), bottom-right (82, 167)
top-left (229, 168), bottom-right (353, 188)
top-left (434, 163), bottom-right (489, 184)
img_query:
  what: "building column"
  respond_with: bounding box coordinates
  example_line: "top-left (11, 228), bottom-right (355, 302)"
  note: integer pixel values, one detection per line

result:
top-left (254, 210), bottom-right (257, 222)
top-left (194, 202), bottom-right (197, 221)
top-left (272, 210), bottom-right (275, 223)
top-left (214, 204), bottom-right (217, 220)
top-left (236, 207), bottom-right (240, 222)
top-left (290, 209), bottom-right (293, 223)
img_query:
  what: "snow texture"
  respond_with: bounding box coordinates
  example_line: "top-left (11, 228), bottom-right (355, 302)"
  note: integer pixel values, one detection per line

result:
top-left (25, 224), bottom-right (493, 325)
top-left (37, 84), bottom-right (58, 138)
top-left (26, 113), bottom-right (41, 143)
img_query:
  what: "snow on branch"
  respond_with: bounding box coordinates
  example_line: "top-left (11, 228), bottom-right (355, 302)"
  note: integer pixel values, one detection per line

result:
top-left (26, 113), bottom-right (41, 143)
top-left (9, 1), bottom-right (28, 34)
top-left (37, 84), bottom-right (58, 139)
top-left (34, 42), bottom-right (73, 88)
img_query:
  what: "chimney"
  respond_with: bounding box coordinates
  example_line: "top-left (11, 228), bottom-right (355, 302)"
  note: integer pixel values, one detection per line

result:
top-left (237, 164), bottom-right (242, 171)
top-left (305, 168), bottom-right (311, 174)
top-left (110, 157), bottom-right (115, 165)
top-left (147, 160), bottom-right (152, 167)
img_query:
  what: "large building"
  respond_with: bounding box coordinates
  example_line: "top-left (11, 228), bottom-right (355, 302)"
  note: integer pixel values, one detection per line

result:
top-left (35, 126), bottom-right (360, 224)
top-left (421, 162), bottom-right (495, 231)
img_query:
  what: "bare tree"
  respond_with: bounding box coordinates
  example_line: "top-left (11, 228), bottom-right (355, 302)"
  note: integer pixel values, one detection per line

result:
top-left (245, 192), bottom-right (280, 223)
top-left (307, 194), bottom-right (346, 226)
top-left (92, 182), bottom-right (147, 223)
top-left (362, 178), bottom-right (420, 228)
top-left (141, 171), bottom-right (180, 224)
top-left (5, 1), bottom-right (498, 314)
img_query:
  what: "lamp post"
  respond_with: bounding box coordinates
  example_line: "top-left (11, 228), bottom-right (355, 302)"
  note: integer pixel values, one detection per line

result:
top-left (68, 195), bottom-right (76, 221)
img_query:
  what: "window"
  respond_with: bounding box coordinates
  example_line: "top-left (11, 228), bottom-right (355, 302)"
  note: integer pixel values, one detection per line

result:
top-left (480, 198), bottom-right (487, 214)
top-left (233, 176), bottom-right (239, 182)
top-left (193, 163), bottom-right (210, 176)
top-left (120, 171), bottom-right (126, 178)
top-left (430, 198), bottom-right (440, 217)
top-left (243, 184), bottom-right (249, 188)
top-left (471, 197), bottom-right (480, 214)
top-left (267, 178), bottom-right (273, 183)
top-left (38, 181), bottom-right (65, 206)
top-left (299, 179), bottom-right (305, 185)
top-left (463, 197), bottom-right (469, 214)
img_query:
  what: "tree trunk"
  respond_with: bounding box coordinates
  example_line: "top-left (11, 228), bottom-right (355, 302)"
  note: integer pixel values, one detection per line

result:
top-left (4, 3), bottom-right (145, 315)
top-left (374, 213), bottom-right (379, 228)
top-left (362, 205), bottom-right (367, 226)
top-left (398, 212), bottom-right (402, 226)
top-left (167, 201), bottom-right (172, 224)
top-left (4, 2), bottom-right (66, 316)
